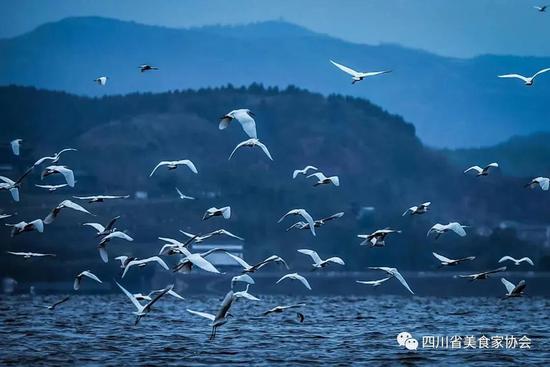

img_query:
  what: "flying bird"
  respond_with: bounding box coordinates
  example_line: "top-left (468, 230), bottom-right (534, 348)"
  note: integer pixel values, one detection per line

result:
top-left (225, 253), bottom-right (289, 273)
top-left (134, 289), bottom-right (185, 302)
top-left (358, 228), bottom-right (401, 247)
top-left (233, 284), bottom-right (260, 301)
top-left (278, 209), bottom-right (316, 236)
top-left (525, 177), bottom-right (549, 191)
top-left (35, 184), bottom-right (69, 192)
top-left (180, 228), bottom-right (244, 243)
top-left (187, 290), bottom-right (235, 340)
top-left (44, 200), bottom-right (92, 224)
top-left (432, 252), bottom-right (476, 267)
top-left (330, 59), bottom-right (391, 84)
top-left (149, 160), bottom-right (198, 177)
top-left (175, 187), bottom-right (195, 200)
top-left (73, 195), bottom-right (130, 203)
top-left (219, 109), bottom-right (257, 139)
top-left (307, 172), bottom-right (340, 187)
top-left (0, 167), bottom-right (33, 202)
top-left (292, 165), bottom-right (318, 179)
top-left (534, 5), bottom-right (547, 12)
top-left (116, 281), bottom-right (172, 325)
top-left (229, 138), bottom-right (273, 161)
top-left (262, 303), bottom-right (305, 316)
top-left (498, 256), bottom-right (534, 266)
top-left (122, 256), bottom-right (169, 278)
top-left (458, 267), bottom-right (507, 281)
top-left (427, 222), bottom-right (468, 239)
top-left (202, 206), bottom-right (231, 220)
top-left (83, 216), bottom-right (120, 237)
top-left (231, 274), bottom-right (255, 289)
top-left (73, 270), bottom-right (102, 290)
top-left (97, 231), bottom-right (134, 262)
top-left (356, 277), bottom-right (392, 288)
top-left (115, 255), bottom-right (137, 269)
top-left (6, 251), bottom-right (55, 259)
top-left (94, 76), bottom-right (108, 85)
top-left (464, 163), bottom-right (499, 176)
top-left (501, 278), bottom-right (526, 298)
top-left (403, 202), bottom-right (431, 216)
top-left (139, 64), bottom-right (159, 72)
top-left (46, 296), bottom-right (70, 310)
top-left (498, 68), bottom-right (550, 85)
top-left (41, 165), bottom-right (75, 187)
top-left (276, 273), bottom-right (312, 290)
top-left (297, 249), bottom-right (345, 269)
top-left (287, 212), bottom-right (344, 231)
top-left (10, 139), bottom-right (22, 156)
top-left (368, 267), bottom-right (414, 294)
top-left (5, 219), bottom-right (44, 237)
top-left (34, 148), bottom-right (77, 166)
top-left (173, 247), bottom-right (224, 274)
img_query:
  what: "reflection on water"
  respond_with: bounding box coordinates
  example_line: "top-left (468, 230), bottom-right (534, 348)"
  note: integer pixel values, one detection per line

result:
top-left (1, 295), bottom-right (548, 365)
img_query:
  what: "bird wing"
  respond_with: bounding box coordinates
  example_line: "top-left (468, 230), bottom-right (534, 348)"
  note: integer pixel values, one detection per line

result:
top-left (30, 219), bottom-right (44, 233)
top-left (57, 148), bottom-right (77, 156)
top-left (34, 156), bottom-right (53, 166)
top-left (187, 309), bottom-right (215, 321)
top-left (60, 200), bottom-right (92, 215)
top-left (485, 266), bottom-right (507, 275)
top-left (539, 178), bottom-right (550, 191)
top-left (6, 251), bottom-right (27, 256)
top-left (175, 160), bottom-right (198, 174)
top-left (498, 256), bottom-right (514, 263)
top-left (144, 285), bottom-right (173, 309)
top-left (167, 289), bottom-right (185, 301)
top-left (432, 252), bottom-right (453, 263)
top-left (115, 281), bottom-right (144, 312)
top-left (464, 166), bottom-right (483, 174)
top-left (294, 274), bottom-right (312, 290)
top-left (106, 231), bottom-right (134, 242)
top-left (228, 140), bottom-right (249, 160)
top-left (391, 270), bottom-right (414, 295)
top-left (0, 176), bottom-right (15, 185)
top-left (501, 278), bottom-right (515, 293)
top-left (220, 206), bottom-right (231, 219)
top-left (277, 210), bottom-right (294, 223)
top-left (217, 229), bottom-right (244, 241)
top-left (138, 256), bottom-right (169, 270)
top-left (55, 167), bottom-right (75, 187)
top-left (298, 209), bottom-right (316, 236)
top-left (325, 257), bottom-right (345, 265)
top-left (187, 254), bottom-right (220, 273)
top-left (105, 216), bottom-right (120, 231)
top-left (498, 74), bottom-right (529, 82)
top-left (235, 290), bottom-right (260, 301)
top-left (81, 271), bottom-right (102, 284)
top-left (448, 222), bottom-right (467, 237)
top-left (225, 252), bottom-right (251, 269)
top-left (215, 290), bottom-right (235, 320)
top-left (519, 257), bottom-right (534, 265)
top-left (73, 196), bottom-right (95, 200)
top-left (235, 110), bottom-right (257, 139)
top-left (360, 70), bottom-right (391, 77)
top-left (402, 207), bottom-right (416, 216)
top-left (321, 212), bottom-right (344, 222)
top-left (10, 140), bottom-right (20, 155)
top-left (219, 115), bottom-right (233, 131)
top-left (307, 172), bottom-right (326, 181)
top-left (9, 188), bottom-right (19, 202)
top-left (149, 161), bottom-right (168, 177)
top-left (532, 68), bottom-right (550, 79)
top-left (232, 274), bottom-right (255, 286)
top-left (256, 141), bottom-right (273, 160)
top-left (330, 60), bottom-right (360, 77)
top-left (292, 169), bottom-right (303, 179)
top-left (51, 296), bottom-right (70, 309)
top-left (297, 249), bottom-right (322, 264)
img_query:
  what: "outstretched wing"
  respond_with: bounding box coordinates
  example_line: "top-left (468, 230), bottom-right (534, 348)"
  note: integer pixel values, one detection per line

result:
top-left (501, 278), bottom-right (515, 293)
top-left (532, 68), bottom-right (550, 79)
top-left (498, 74), bottom-right (529, 82)
top-left (432, 252), bottom-right (453, 263)
top-left (297, 249), bottom-right (322, 264)
top-left (330, 60), bottom-right (360, 77)
top-left (187, 308), bottom-right (215, 321)
top-left (149, 161), bottom-right (168, 177)
top-left (256, 141), bottom-right (273, 160)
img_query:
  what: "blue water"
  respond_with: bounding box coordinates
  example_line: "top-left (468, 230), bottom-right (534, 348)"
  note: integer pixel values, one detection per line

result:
top-left (1, 294), bottom-right (548, 366)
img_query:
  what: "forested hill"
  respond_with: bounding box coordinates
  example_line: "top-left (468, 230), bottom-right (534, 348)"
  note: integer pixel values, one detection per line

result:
top-left (1, 85), bottom-right (549, 282)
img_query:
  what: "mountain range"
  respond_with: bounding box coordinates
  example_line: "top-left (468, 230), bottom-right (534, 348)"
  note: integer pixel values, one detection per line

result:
top-left (1, 16), bottom-right (549, 148)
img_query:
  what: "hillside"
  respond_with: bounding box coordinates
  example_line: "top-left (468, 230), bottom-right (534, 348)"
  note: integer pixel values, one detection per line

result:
top-left (1, 17), bottom-right (549, 147)
top-left (1, 85), bottom-right (549, 284)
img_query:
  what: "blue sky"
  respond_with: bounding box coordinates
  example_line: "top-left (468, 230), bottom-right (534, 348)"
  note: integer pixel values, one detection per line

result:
top-left (1, 0), bottom-right (549, 58)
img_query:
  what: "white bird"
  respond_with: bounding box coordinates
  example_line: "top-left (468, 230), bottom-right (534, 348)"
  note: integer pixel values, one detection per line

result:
top-left (293, 165), bottom-right (318, 179)
top-left (46, 296), bottom-right (70, 310)
top-left (534, 5), bottom-right (547, 12)
top-left (464, 162), bottom-right (499, 176)
top-left (94, 76), bottom-right (108, 85)
top-left (432, 252), bottom-right (476, 267)
top-left (187, 290), bottom-right (235, 340)
top-left (458, 266), bottom-right (507, 281)
top-left (525, 177), bottom-right (550, 191)
top-left (278, 209), bottom-right (316, 236)
top-left (97, 231), bottom-right (134, 262)
top-left (402, 202), bottom-right (431, 216)
top-left (73, 270), bottom-right (102, 290)
top-left (368, 267), bottom-right (414, 294)
top-left (202, 206), bottom-right (231, 220)
top-left (356, 277), bottom-right (392, 287)
top-left (307, 172), bottom-right (340, 187)
top-left (5, 219), bottom-right (44, 237)
top-left (427, 222), bottom-right (468, 239)
top-left (262, 303), bottom-right (305, 316)
top-left (219, 109), bottom-right (257, 139)
top-left (73, 195), bottom-right (130, 203)
top-left (114, 255), bottom-right (137, 268)
top-left (179, 228), bottom-right (244, 243)
top-left (233, 284), bottom-right (260, 301)
top-left (330, 59), bottom-right (391, 84)
top-left (6, 251), bottom-right (55, 259)
top-left (83, 216), bottom-right (120, 237)
top-left (122, 256), bottom-right (169, 278)
top-left (501, 278), bottom-right (526, 298)
top-left (149, 160), bottom-right (198, 177)
top-left (175, 187), bottom-right (195, 200)
top-left (34, 148), bottom-right (77, 166)
top-left (41, 165), bottom-right (75, 187)
top-left (173, 247), bottom-right (222, 274)
top-left (357, 228), bottom-right (401, 247)
top-left (139, 64), bottom-right (159, 72)
top-left (498, 256), bottom-right (534, 266)
top-left (0, 167), bottom-right (33, 202)
top-left (225, 253), bottom-right (289, 273)
top-left (10, 139), bottom-right (22, 156)
top-left (276, 273), bottom-right (312, 290)
top-left (35, 184), bottom-right (69, 192)
top-left (297, 249), bottom-right (345, 269)
top-left (228, 138), bottom-right (273, 161)
top-left (0, 213), bottom-right (15, 220)
top-left (134, 289), bottom-right (185, 302)
top-left (116, 281), bottom-right (172, 325)
top-left (44, 200), bottom-right (92, 224)
top-left (231, 274), bottom-right (255, 289)
top-left (498, 68), bottom-right (550, 86)
top-left (158, 237), bottom-right (191, 256)
top-left (286, 212), bottom-right (344, 231)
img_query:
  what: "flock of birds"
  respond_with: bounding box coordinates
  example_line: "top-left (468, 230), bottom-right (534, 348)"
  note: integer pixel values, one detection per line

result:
top-left (2, 22), bottom-right (549, 339)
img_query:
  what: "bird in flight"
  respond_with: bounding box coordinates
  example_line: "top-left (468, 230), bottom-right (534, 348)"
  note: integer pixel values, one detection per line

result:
top-left (228, 138), bottom-right (273, 161)
top-left (458, 267), bottom-right (507, 281)
top-left (427, 222), bottom-right (468, 239)
top-left (6, 251), bottom-right (55, 259)
top-left (402, 202), bottom-right (431, 216)
top-left (219, 109), bottom-right (257, 139)
top-left (73, 195), bottom-right (130, 203)
top-left (498, 256), bottom-right (534, 266)
top-left (276, 273), bottom-right (312, 290)
top-left (187, 290), bottom-right (235, 340)
top-left (368, 267), bottom-right (414, 294)
top-left (175, 187), bottom-right (195, 200)
top-left (139, 64), bottom-right (159, 72)
top-left (293, 165), bottom-right (318, 179)
top-left (278, 209), bottom-right (316, 236)
top-left (149, 160), bottom-right (198, 177)
top-left (464, 162), bottom-right (499, 176)
top-left (525, 177), bottom-right (549, 191)
top-left (94, 76), bottom-right (108, 85)
top-left (432, 252), bottom-right (476, 267)
top-left (202, 206), bottom-right (231, 220)
top-left (330, 59), bottom-right (391, 84)
top-left (297, 249), bottom-right (345, 270)
top-left (501, 278), bottom-right (526, 299)
top-left (357, 228), bottom-right (401, 247)
top-left (498, 68), bottom-right (550, 86)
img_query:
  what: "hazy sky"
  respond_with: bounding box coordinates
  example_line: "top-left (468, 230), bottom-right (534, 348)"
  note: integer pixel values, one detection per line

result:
top-left (2, 0), bottom-right (550, 58)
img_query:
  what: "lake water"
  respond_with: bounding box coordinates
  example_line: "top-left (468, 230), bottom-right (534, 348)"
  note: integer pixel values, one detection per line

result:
top-left (1, 294), bottom-right (548, 366)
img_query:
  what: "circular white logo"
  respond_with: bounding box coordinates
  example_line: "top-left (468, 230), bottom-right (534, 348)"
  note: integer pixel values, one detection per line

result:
top-left (397, 331), bottom-right (412, 346)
